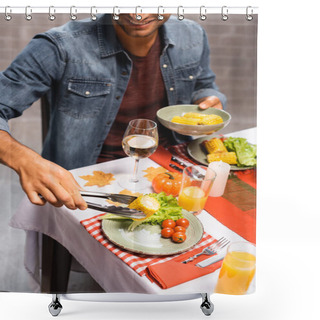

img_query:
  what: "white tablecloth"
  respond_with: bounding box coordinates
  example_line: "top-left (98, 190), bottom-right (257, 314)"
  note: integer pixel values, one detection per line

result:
top-left (10, 128), bottom-right (256, 294)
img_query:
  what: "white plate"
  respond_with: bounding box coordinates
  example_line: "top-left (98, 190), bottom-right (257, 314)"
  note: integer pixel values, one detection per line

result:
top-left (101, 210), bottom-right (204, 256)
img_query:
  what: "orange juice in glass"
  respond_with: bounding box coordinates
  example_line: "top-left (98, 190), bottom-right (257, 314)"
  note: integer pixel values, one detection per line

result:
top-left (178, 165), bottom-right (216, 214)
top-left (215, 242), bottom-right (256, 295)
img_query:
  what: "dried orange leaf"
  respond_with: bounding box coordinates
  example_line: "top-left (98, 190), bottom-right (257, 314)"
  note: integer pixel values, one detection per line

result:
top-left (143, 166), bottom-right (167, 182)
top-left (106, 189), bottom-right (143, 206)
top-left (79, 171), bottom-right (115, 187)
top-left (119, 189), bottom-right (143, 197)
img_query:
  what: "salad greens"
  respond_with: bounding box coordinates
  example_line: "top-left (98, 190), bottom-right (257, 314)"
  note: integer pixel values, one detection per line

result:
top-left (145, 192), bottom-right (183, 225)
top-left (100, 192), bottom-right (183, 230)
top-left (224, 137), bottom-right (257, 167)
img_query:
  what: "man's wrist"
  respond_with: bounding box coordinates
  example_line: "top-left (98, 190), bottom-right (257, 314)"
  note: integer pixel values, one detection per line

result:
top-left (0, 130), bottom-right (37, 173)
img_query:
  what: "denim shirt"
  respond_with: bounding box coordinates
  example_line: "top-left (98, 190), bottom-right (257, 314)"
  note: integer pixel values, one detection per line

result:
top-left (0, 15), bottom-right (226, 170)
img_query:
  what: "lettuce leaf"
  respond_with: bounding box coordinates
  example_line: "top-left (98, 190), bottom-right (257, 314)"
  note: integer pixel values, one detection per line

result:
top-left (102, 192), bottom-right (184, 231)
top-left (224, 137), bottom-right (257, 167)
top-left (140, 192), bottom-right (183, 225)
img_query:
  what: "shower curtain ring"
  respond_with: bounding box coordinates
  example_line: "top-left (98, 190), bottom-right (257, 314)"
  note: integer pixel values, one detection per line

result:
top-left (200, 6), bottom-right (207, 21)
top-left (90, 6), bottom-right (98, 21)
top-left (113, 6), bottom-right (120, 20)
top-left (135, 6), bottom-right (142, 20)
top-left (221, 6), bottom-right (228, 21)
top-left (48, 6), bottom-right (56, 21)
top-left (246, 6), bottom-right (254, 21)
top-left (177, 6), bottom-right (184, 21)
top-left (157, 6), bottom-right (164, 20)
top-left (25, 6), bottom-right (32, 21)
top-left (70, 6), bottom-right (77, 20)
top-left (4, 6), bottom-right (12, 21)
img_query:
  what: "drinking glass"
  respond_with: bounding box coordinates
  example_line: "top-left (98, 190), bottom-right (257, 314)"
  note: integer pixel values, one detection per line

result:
top-left (215, 242), bottom-right (256, 295)
top-left (178, 165), bottom-right (216, 214)
top-left (118, 119), bottom-right (158, 190)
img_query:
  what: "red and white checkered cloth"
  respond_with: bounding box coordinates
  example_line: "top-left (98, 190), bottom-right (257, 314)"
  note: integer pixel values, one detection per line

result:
top-left (80, 214), bottom-right (216, 277)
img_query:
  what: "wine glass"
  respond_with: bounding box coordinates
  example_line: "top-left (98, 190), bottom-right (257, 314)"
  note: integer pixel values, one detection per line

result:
top-left (118, 119), bottom-right (158, 190)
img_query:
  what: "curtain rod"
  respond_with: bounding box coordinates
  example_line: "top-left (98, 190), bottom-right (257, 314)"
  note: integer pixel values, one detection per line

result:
top-left (0, 6), bottom-right (259, 15)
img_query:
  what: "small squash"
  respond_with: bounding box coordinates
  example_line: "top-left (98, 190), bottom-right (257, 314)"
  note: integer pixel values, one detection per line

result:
top-left (152, 172), bottom-right (182, 197)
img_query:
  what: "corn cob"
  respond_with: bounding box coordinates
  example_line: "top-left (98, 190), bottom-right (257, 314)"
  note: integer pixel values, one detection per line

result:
top-left (199, 114), bottom-right (223, 125)
top-left (207, 152), bottom-right (238, 165)
top-left (183, 112), bottom-right (207, 119)
top-left (128, 195), bottom-right (160, 221)
top-left (204, 138), bottom-right (228, 153)
top-left (171, 116), bottom-right (199, 125)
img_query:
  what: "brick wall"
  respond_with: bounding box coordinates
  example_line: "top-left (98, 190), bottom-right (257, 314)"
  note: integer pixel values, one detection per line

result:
top-left (0, 14), bottom-right (257, 134)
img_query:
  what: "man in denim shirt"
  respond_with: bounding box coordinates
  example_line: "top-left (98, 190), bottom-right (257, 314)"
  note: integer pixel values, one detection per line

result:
top-left (0, 14), bottom-right (226, 211)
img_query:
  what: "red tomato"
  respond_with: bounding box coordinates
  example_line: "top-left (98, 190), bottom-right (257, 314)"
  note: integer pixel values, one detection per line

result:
top-left (172, 232), bottom-right (187, 243)
top-left (152, 172), bottom-right (182, 197)
top-left (161, 228), bottom-right (174, 238)
top-left (162, 219), bottom-right (176, 229)
top-left (174, 226), bottom-right (186, 233)
top-left (176, 218), bottom-right (190, 229)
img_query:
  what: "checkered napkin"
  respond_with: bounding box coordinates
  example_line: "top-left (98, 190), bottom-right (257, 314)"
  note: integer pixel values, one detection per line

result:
top-left (80, 214), bottom-right (216, 277)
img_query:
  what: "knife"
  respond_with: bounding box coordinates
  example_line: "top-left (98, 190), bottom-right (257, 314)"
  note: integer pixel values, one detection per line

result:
top-left (171, 155), bottom-right (194, 168)
top-left (196, 251), bottom-right (226, 268)
top-left (169, 163), bottom-right (183, 172)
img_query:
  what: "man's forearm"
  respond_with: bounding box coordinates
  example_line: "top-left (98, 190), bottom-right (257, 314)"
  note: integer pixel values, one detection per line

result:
top-left (0, 129), bottom-right (87, 210)
top-left (0, 130), bottom-right (39, 173)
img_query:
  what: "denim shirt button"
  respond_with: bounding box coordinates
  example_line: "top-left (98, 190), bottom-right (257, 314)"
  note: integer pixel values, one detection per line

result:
top-left (121, 71), bottom-right (128, 76)
top-left (169, 87), bottom-right (174, 91)
top-left (189, 75), bottom-right (194, 79)
top-left (85, 91), bottom-right (90, 95)
top-left (162, 64), bottom-right (168, 68)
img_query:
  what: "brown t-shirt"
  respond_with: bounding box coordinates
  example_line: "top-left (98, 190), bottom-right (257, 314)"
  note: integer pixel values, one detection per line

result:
top-left (97, 34), bottom-right (173, 163)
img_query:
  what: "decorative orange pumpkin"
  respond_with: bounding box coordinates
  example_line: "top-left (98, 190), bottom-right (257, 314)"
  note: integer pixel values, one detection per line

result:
top-left (152, 172), bottom-right (183, 197)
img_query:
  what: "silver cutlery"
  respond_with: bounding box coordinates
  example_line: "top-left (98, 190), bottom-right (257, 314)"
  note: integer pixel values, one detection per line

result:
top-left (196, 251), bottom-right (226, 268)
top-left (80, 190), bottom-right (137, 205)
top-left (182, 237), bottom-right (230, 264)
top-left (171, 155), bottom-right (194, 168)
top-left (87, 202), bottom-right (146, 219)
top-left (169, 163), bottom-right (183, 172)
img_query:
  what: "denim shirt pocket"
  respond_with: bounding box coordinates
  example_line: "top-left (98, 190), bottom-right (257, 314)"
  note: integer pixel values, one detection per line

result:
top-left (174, 64), bottom-right (202, 104)
top-left (59, 79), bottom-right (112, 119)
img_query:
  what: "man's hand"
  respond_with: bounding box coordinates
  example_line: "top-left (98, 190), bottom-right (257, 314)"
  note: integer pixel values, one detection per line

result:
top-left (195, 96), bottom-right (223, 110)
top-left (18, 153), bottom-right (87, 210)
top-left (0, 130), bottom-right (87, 210)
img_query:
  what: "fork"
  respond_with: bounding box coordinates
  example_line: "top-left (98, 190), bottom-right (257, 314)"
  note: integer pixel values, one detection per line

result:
top-left (181, 237), bottom-right (230, 264)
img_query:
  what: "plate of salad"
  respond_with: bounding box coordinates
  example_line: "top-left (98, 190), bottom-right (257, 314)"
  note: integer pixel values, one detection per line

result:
top-left (100, 192), bottom-right (204, 256)
top-left (187, 135), bottom-right (257, 170)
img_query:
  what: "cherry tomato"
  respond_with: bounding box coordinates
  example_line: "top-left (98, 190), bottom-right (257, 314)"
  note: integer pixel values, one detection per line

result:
top-left (161, 227), bottom-right (174, 238)
top-left (176, 218), bottom-right (190, 229)
top-left (162, 219), bottom-right (176, 229)
top-left (174, 226), bottom-right (186, 233)
top-left (172, 232), bottom-right (187, 243)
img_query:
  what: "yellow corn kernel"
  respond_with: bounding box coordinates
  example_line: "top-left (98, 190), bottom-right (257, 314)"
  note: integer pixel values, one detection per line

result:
top-left (207, 152), bottom-right (238, 165)
top-left (204, 138), bottom-right (228, 153)
top-left (183, 112), bottom-right (206, 119)
top-left (128, 195), bottom-right (160, 221)
top-left (199, 114), bottom-right (223, 125)
top-left (171, 116), bottom-right (199, 125)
